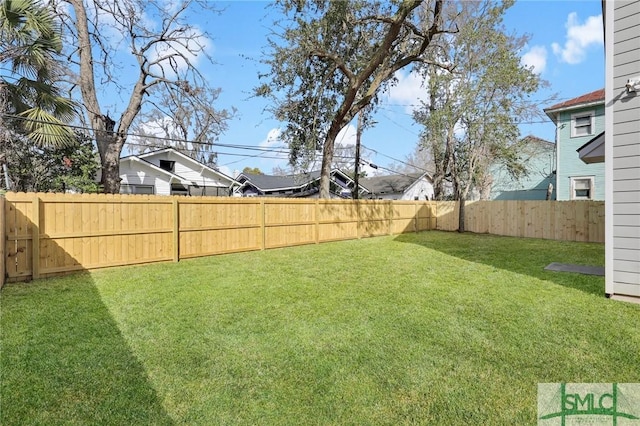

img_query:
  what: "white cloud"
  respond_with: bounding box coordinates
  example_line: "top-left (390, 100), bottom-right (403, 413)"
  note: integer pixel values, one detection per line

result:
top-left (259, 127), bottom-right (282, 148)
top-left (138, 116), bottom-right (176, 135)
top-left (149, 26), bottom-right (214, 74)
top-left (256, 128), bottom-right (291, 171)
top-left (453, 120), bottom-right (466, 139)
top-left (250, 125), bottom-right (364, 174)
top-left (217, 165), bottom-right (233, 178)
top-left (156, 0), bottom-right (184, 15)
top-left (84, 3), bottom-right (129, 46)
top-left (386, 70), bottom-right (428, 113)
top-left (521, 45), bottom-right (547, 74)
top-left (129, 116), bottom-right (182, 151)
top-left (360, 163), bottom-right (382, 177)
top-left (551, 13), bottom-right (603, 64)
top-left (336, 124), bottom-right (357, 147)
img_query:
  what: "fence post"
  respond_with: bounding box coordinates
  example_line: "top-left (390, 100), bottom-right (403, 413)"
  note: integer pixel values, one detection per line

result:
top-left (260, 199), bottom-right (266, 250)
top-left (357, 200), bottom-right (361, 239)
top-left (315, 199), bottom-right (319, 244)
top-left (0, 194), bottom-right (5, 288)
top-left (172, 198), bottom-right (179, 262)
top-left (32, 195), bottom-right (40, 280)
top-left (388, 200), bottom-right (393, 235)
top-left (432, 202), bottom-right (436, 230)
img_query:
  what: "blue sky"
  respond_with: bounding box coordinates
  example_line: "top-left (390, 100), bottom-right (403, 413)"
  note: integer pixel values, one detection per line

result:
top-left (137, 0), bottom-right (606, 176)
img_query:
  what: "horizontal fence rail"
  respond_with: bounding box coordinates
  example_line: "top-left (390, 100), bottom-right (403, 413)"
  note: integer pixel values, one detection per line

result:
top-left (1, 193), bottom-right (603, 283)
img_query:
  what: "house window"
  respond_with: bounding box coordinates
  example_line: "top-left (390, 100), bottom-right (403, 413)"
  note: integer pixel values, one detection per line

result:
top-left (571, 112), bottom-right (594, 137)
top-left (188, 186), bottom-right (227, 197)
top-left (159, 160), bottom-right (175, 172)
top-left (121, 184), bottom-right (154, 194)
top-left (170, 183), bottom-right (188, 196)
top-left (334, 175), bottom-right (347, 185)
top-left (570, 177), bottom-right (594, 200)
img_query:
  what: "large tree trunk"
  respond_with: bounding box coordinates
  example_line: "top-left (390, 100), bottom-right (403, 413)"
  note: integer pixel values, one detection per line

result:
top-left (319, 125), bottom-right (341, 199)
top-left (458, 197), bottom-right (466, 233)
top-left (98, 135), bottom-right (124, 193)
top-left (431, 162), bottom-right (445, 200)
top-left (68, 0), bottom-right (148, 194)
top-left (478, 174), bottom-right (493, 200)
top-left (457, 183), bottom-right (472, 233)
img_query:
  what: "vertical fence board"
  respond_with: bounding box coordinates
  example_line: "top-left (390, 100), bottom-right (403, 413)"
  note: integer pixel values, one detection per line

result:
top-left (32, 197), bottom-right (40, 280)
top-left (14, 196), bottom-right (34, 277)
top-left (0, 195), bottom-right (4, 288)
top-left (173, 198), bottom-right (179, 262)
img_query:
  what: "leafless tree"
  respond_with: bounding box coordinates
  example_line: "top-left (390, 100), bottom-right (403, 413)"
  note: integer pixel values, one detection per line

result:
top-left (61, 0), bottom-right (230, 192)
top-left (131, 85), bottom-right (234, 168)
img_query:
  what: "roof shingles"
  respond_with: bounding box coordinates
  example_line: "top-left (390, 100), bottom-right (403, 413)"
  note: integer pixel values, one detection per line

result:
top-left (240, 171), bottom-right (322, 191)
top-left (360, 173), bottom-right (423, 195)
top-left (545, 88), bottom-right (605, 111)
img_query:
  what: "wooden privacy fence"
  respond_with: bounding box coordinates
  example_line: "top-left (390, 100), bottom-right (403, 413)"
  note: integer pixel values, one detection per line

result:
top-left (435, 200), bottom-right (605, 242)
top-left (1, 192), bottom-right (436, 283)
top-left (1, 193), bottom-right (604, 284)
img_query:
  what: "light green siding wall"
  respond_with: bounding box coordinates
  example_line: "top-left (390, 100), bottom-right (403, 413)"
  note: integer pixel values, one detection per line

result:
top-left (556, 104), bottom-right (606, 200)
top-left (490, 143), bottom-right (555, 200)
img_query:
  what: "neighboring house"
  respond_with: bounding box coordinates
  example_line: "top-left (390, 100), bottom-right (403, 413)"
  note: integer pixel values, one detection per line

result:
top-left (544, 88), bottom-right (606, 200)
top-left (598, 0), bottom-right (639, 301)
top-left (233, 169), bottom-right (365, 198)
top-left (119, 148), bottom-right (235, 196)
top-left (490, 135), bottom-right (556, 200)
top-left (360, 172), bottom-right (434, 200)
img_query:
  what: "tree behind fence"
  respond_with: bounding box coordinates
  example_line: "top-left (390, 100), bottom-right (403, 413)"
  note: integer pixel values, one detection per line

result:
top-left (1, 193), bottom-right (603, 283)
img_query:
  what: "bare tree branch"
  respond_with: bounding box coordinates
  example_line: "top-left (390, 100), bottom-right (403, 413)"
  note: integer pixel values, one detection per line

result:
top-left (60, 0), bottom-right (231, 192)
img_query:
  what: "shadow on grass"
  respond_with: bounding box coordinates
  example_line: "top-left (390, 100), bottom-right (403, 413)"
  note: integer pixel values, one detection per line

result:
top-left (393, 231), bottom-right (605, 297)
top-left (0, 273), bottom-right (173, 425)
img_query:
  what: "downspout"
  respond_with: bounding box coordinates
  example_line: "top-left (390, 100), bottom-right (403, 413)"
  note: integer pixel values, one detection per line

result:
top-left (553, 120), bottom-right (565, 201)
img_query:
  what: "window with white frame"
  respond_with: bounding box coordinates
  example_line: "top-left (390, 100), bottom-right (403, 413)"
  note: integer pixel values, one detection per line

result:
top-left (571, 111), bottom-right (595, 137)
top-left (121, 184), bottom-right (155, 194)
top-left (570, 177), bottom-right (594, 200)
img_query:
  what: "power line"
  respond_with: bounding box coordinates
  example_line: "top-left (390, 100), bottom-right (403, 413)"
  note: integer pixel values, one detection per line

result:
top-left (4, 111), bottom-right (566, 177)
top-left (123, 139), bottom-right (291, 154)
top-left (3, 119), bottom-right (427, 176)
top-left (371, 164), bottom-right (428, 179)
top-left (1, 113), bottom-right (292, 152)
top-left (4, 113), bottom-right (422, 170)
top-left (376, 110), bottom-right (422, 136)
top-left (362, 144), bottom-right (430, 174)
top-left (382, 94), bottom-right (584, 109)
top-left (220, 150), bottom-right (281, 167)
top-left (2, 116), bottom-right (300, 165)
top-left (9, 124), bottom-right (377, 164)
top-left (375, 104), bottom-right (599, 125)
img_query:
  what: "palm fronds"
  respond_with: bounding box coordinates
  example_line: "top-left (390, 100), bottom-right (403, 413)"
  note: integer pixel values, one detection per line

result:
top-left (1, 0), bottom-right (76, 148)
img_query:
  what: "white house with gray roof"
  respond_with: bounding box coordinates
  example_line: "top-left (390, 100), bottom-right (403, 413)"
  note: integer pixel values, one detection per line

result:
top-left (119, 148), bottom-right (236, 196)
top-left (360, 172), bottom-right (434, 200)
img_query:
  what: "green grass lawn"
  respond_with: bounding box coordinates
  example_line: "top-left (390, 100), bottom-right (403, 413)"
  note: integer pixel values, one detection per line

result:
top-left (1, 231), bottom-right (638, 425)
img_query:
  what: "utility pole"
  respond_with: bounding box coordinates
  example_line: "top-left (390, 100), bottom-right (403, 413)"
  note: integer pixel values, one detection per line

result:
top-left (354, 110), bottom-right (363, 200)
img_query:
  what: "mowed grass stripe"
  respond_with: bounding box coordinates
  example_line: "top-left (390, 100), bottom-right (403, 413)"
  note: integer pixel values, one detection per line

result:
top-left (1, 231), bottom-right (638, 425)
